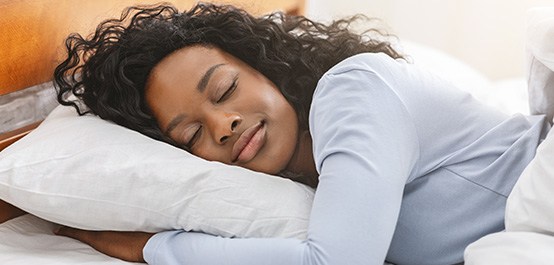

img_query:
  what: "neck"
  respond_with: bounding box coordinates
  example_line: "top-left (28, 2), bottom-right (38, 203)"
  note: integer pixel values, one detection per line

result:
top-left (284, 130), bottom-right (318, 188)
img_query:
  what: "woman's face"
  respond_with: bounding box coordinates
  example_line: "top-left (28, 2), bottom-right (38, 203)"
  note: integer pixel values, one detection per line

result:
top-left (145, 45), bottom-right (299, 175)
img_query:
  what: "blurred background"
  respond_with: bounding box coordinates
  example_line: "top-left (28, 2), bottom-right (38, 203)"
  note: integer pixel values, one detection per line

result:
top-left (306, 0), bottom-right (554, 81)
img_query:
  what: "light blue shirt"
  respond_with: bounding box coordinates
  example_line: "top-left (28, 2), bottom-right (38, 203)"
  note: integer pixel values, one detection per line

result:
top-left (143, 53), bottom-right (549, 265)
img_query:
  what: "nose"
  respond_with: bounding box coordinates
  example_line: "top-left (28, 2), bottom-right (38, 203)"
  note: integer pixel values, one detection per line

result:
top-left (208, 111), bottom-right (242, 144)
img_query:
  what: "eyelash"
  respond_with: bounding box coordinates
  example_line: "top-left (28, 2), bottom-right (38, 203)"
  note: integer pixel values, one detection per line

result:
top-left (185, 125), bottom-right (202, 149)
top-left (217, 77), bottom-right (238, 103)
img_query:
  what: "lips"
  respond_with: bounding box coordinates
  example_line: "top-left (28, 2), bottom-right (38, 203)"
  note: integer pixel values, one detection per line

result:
top-left (231, 121), bottom-right (266, 163)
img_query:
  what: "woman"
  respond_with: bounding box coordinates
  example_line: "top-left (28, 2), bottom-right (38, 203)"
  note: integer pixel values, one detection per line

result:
top-left (52, 3), bottom-right (550, 265)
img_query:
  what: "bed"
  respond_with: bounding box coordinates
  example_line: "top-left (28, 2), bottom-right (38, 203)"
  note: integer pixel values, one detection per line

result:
top-left (1, 1), bottom-right (554, 264)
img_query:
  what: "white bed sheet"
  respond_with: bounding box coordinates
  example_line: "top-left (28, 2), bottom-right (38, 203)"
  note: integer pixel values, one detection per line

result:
top-left (464, 231), bottom-right (554, 265)
top-left (0, 214), bottom-right (143, 265)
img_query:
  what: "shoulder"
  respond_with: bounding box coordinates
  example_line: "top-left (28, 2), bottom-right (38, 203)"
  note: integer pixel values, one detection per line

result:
top-left (308, 52), bottom-right (421, 179)
top-left (308, 52), bottom-right (417, 136)
top-left (311, 52), bottom-right (404, 105)
top-left (313, 52), bottom-right (407, 100)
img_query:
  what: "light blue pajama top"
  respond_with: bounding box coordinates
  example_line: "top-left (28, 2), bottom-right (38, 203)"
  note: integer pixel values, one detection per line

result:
top-left (143, 53), bottom-right (550, 265)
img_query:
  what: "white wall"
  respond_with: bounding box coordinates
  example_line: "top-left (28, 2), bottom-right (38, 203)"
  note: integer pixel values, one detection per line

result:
top-left (306, 0), bottom-right (554, 80)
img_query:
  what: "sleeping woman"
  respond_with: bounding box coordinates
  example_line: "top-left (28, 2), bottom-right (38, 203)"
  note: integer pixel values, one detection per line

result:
top-left (48, 2), bottom-right (550, 265)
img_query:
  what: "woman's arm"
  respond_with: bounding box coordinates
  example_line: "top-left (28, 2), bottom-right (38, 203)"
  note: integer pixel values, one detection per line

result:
top-left (55, 227), bottom-right (154, 263)
top-left (141, 56), bottom-right (419, 265)
top-left (0, 200), bottom-right (26, 224)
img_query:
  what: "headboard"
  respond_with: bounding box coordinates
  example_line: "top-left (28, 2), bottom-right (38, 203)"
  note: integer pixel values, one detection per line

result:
top-left (0, 0), bottom-right (304, 151)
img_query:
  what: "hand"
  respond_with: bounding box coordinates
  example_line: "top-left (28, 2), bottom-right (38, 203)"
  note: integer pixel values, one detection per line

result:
top-left (0, 200), bottom-right (26, 224)
top-left (55, 226), bottom-right (154, 263)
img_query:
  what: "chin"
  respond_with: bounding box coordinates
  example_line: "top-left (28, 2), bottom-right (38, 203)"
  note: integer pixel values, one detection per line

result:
top-left (245, 159), bottom-right (285, 176)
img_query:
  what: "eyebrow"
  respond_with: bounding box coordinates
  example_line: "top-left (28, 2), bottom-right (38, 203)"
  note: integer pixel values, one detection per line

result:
top-left (165, 114), bottom-right (186, 135)
top-left (197, 63), bottom-right (225, 92)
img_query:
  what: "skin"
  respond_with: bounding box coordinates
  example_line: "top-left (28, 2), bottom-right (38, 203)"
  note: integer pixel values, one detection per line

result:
top-left (0, 200), bottom-right (26, 224)
top-left (146, 45), bottom-right (313, 176)
top-left (55, 45), bottom-right (318, 261)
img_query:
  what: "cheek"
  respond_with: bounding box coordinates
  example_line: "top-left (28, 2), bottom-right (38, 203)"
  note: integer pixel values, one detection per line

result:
top-left (191, 144), bottom-right (223, 163)
top-left (270, 99), bottom-right (299, 167)
top-left (274, 95), bottom-right (298, 130)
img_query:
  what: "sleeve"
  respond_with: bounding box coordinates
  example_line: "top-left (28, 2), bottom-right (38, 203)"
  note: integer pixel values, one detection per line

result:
top-left (143, 55), bottom-right (420, 265)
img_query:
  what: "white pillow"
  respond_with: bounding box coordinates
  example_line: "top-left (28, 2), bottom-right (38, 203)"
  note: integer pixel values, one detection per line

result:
top-left (0, 105), bottom-right (314, 239)
top-left (526, 7), bottom-right (554, 123)
top-left (464, 231), bottom-right (554, 265)
top-left (505, 122), bottom-right (554, 234)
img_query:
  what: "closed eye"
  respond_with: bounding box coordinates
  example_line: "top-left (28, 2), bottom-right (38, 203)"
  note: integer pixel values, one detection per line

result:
top-left (185, 125), bottom-right (202, 148)
top-left (217, 76), bottom-right (238, 103)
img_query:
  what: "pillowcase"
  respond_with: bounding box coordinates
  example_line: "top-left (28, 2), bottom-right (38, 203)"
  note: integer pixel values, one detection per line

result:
top-left (464, 231), bottom-right (554, 265)
top-left (510, 9), bottom-right (554, 231)
top-left (526, 7), bottom-right (554, 123)
top-left (0, 105), bottom-right (314, 239)
top-left (505, 122), bottom-right (554, 234)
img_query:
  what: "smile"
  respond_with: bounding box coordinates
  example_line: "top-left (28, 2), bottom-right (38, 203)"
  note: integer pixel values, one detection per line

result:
top-left (232, 121), bottom-right (266, 163)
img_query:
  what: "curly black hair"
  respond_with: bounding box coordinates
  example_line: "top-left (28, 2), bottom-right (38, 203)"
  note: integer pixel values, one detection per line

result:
top-left (54, 2), bottom-right (403, 145)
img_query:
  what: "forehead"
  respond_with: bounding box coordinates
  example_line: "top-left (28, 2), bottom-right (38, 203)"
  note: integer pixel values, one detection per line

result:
top-left (145, 45), bottom-right (235, 111)
top-left (148, 45), bottom-right (228, 86)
